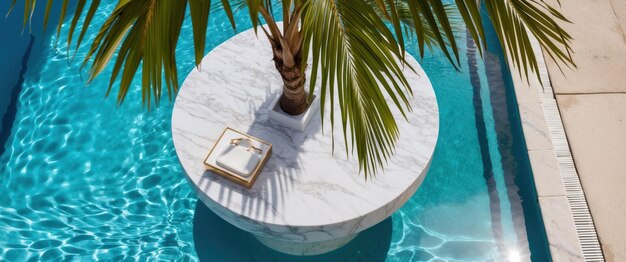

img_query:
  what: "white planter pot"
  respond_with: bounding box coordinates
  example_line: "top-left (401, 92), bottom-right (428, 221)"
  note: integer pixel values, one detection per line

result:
top-left (268, 94), bottom-right (319, 131)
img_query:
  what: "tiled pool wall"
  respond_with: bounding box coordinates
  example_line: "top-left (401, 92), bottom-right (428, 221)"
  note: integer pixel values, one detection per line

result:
top-left (465, 11), bottom-right (552, 260)
top-left (0, 1), bottom-right (68, 157)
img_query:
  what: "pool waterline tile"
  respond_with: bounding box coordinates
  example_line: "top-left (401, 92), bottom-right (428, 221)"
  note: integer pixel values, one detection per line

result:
top-left (518, 103), bottom-right (553, 151)
top-left (508, 30), bottom-right (603, 261)
top-left (527, 150), bottom-right (566, 197)
top-left (539, 196), bottom-right (584, 261)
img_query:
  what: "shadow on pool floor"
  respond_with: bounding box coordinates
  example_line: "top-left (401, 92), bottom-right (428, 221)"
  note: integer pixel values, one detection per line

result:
top-left (193, 201), bottom-right (392, 262)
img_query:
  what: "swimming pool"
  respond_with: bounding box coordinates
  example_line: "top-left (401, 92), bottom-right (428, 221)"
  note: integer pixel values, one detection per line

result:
top-left (0, 1), bottom-right (549, 261)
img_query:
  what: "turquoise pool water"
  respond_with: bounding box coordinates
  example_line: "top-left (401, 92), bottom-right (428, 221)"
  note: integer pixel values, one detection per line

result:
top-left (0, 1), bottom-right (548, 261)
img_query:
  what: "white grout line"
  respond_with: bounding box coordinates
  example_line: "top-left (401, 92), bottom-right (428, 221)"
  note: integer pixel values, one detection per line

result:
top-left (527, 34), bottom-right (605, 261)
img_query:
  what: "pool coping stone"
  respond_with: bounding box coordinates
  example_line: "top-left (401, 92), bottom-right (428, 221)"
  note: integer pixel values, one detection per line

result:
top-left (508, 32), bottom-right (604, 261)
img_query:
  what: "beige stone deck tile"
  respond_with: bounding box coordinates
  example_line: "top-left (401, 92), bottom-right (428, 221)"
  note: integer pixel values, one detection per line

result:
top-left (609, 0), bottom-right (626, 29)
top-left (556, 94), bottom-right (626, 260)
top-left (544, 0), bottom-right (626, 94)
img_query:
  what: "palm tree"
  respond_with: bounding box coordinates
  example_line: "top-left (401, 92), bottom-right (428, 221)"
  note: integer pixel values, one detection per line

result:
top-left (10, 0), bottom-right (573, 176)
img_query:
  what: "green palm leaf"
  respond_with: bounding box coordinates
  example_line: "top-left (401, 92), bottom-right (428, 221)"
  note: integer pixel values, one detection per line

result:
top-left (85, 0), bottom-right (188, 108)
top-left (9, 0), bottom-right (575, 177)
top-left (301, 1), bottom-right (412, 177)
top-left (483, 0), bottom-right (574, 81)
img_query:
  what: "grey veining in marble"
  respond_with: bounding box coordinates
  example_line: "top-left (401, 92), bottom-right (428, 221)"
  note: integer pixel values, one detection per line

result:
top-left (171, 25), bottom-right (439, 251)
top-left (539, 196), bottom-right (584, 261)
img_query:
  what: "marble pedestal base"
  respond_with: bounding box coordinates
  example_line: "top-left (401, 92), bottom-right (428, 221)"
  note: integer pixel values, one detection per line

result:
top-left (255, 233), bottom-right (357, 255)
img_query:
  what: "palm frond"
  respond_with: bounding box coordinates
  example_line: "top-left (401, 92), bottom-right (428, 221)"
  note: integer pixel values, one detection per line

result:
top-left (189, 0), bottom-right (214, 67)
top-left (482, 0), bottom-right (575, 82)
top-left (81, 0), bottom-right (188, 108)
top-left (366, 0), bottom-right (465, 59)
top-left (8, 0), bottom-right (575, 178)
top-left (404, 0), bottom-right (462, 67)
top-left (454, 0), bottom-right (485, 56)
top-left (301, 1), bottom-right (412, 177)
top-left (10, 0), bottom-right (237, 109)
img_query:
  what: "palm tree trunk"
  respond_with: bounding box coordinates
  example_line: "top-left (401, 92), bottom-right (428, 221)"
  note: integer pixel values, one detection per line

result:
top-left (272, 46), bottom-right (307, 115)
top-left (257, 5), bottom-right (307, 115)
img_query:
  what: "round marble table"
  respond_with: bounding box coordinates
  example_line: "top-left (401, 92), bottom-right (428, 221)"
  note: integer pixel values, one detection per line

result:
top-left (172, 26), bottom-right (439, 255)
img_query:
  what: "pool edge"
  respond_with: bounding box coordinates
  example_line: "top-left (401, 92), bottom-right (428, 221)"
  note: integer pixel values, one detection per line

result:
top-left (508, 33), bottom-right (605, 261)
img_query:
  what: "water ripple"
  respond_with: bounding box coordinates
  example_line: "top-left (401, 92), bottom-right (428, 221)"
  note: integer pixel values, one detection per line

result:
top-left (0, 2), bottom-right (536, 262)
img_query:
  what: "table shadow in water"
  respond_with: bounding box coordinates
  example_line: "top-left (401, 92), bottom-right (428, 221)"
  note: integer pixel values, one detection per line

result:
top-left (193, 201), bottom-right (392, 262)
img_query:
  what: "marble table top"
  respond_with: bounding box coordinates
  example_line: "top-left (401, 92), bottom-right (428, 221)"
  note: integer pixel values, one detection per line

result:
top-left (172, 25), bottom-right (439, 243)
